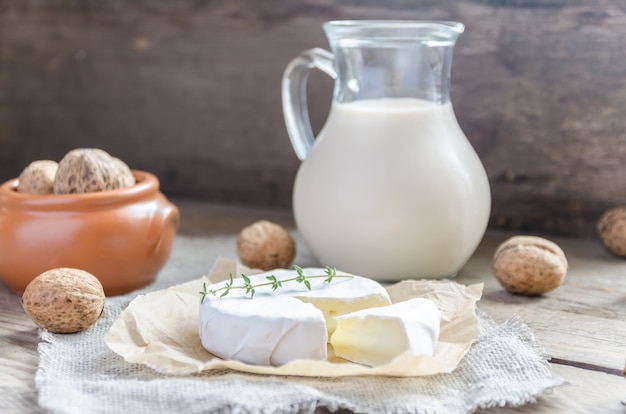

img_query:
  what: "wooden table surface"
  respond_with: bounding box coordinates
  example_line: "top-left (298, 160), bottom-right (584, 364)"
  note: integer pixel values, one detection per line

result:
top-left (1, 200), bottom-right (625, 413)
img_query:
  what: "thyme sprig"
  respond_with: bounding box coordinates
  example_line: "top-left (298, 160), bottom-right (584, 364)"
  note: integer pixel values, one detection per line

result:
top-left (199, 265), bottom-right (349, 303)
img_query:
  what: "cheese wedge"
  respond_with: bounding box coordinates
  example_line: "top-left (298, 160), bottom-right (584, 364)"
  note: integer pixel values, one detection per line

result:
top-left (198, 268), bottom-right (391, 366)
top-left (330, 298), bottom-right (441, 367)
top-left (291, 272), bottom-right (391, 337)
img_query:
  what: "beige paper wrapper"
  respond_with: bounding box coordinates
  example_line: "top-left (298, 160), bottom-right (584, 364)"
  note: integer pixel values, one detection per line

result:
top-left (105, 257), bottom-right (483, 377)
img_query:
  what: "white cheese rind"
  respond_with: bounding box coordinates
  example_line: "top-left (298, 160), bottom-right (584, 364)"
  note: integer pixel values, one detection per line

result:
top-left (330, 298), bottom-right (441, 367)
top-left (199, 294), bottom-right (327, 366)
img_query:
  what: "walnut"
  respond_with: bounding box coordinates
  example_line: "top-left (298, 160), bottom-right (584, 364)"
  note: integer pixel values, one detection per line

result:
top-left (493, 235), bottom-right (568, 295)
top-left (111, 156), bottom-right (136, 188)
top-left (53, 148), bottom-right (133, 194)
top-left (597, 206), bottom-right (626, 257)
top-left (16, 160), bottom-right (58, 194)
top-left (237, 220), bottom-right (296, 270)
top-left (21, 268), bottom-right (106, 333)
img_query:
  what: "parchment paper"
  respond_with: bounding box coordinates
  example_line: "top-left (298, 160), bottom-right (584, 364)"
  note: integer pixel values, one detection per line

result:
top-left (105, 257), bottom-right (483, 377)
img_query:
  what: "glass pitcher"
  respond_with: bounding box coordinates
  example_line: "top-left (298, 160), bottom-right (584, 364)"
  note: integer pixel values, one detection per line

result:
top-left (282, 20), bottom-right (491, 280)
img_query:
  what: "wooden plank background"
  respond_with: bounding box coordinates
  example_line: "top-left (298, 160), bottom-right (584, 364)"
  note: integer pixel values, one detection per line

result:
top-left (1, 0), bottom-right (625, 237)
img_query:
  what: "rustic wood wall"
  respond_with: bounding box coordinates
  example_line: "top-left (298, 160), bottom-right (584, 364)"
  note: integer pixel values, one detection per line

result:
top-left (1, 0), bottom-right (625, 237)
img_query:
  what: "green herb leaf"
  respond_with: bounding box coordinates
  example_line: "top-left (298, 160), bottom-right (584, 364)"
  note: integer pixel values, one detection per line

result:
top-left (324, 266), bottom-right (337, 283)
top-left (266, 275), bottom-right (282, 291)
top-left (242, 273), bottom-right (254, 296)
top-left (294, 265), bottom-right (307, 285)
top-left (199, 282), bottom-right (208, 304)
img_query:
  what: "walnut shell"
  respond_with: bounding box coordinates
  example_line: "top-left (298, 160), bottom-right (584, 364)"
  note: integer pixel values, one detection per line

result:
top-left (237, 220), bottom-right (296, 270)
top-left (111, 156), bottom-right (136, 188)
top-left (21, 268), bottom-right (106, 333)
top-left (493, 235), bottom-right (568, 295)
top-left (17, 160), bottom-right (58, 194)
top-left (597, 207), bottom-right (626, 257)
top-left (53, 148), bottom-right (131, 194)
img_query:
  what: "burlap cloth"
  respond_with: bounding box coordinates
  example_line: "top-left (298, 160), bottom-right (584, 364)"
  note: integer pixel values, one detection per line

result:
top-left (35, 235), bottom-right (564, 413)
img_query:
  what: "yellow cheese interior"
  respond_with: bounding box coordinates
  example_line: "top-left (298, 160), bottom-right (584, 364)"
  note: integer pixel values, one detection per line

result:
top-left (294, 295), bottom-right (391, 338)
top-left (331, 316), bottom-right (409, 366)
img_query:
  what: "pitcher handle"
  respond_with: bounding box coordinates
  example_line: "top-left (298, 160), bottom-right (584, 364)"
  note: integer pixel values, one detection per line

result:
top-left (282, 48), bottom-right (336, 161)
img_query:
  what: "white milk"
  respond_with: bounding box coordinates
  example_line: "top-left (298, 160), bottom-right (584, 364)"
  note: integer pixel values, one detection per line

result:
top-left (292, 98), bottom-right (491, 280)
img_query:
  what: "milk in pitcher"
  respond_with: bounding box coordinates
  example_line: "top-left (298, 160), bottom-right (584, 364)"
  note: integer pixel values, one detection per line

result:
top-left (293, 98), bottom-right (491, 279)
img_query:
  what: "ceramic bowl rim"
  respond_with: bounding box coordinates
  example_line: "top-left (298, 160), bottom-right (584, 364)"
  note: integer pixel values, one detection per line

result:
top-left (0, 170), bottom-right (160, 210)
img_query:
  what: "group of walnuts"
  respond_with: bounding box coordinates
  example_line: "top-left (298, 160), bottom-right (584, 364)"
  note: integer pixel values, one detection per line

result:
top-left (17, 148), bottom-right (135, 195)
top-left (16, 148), bottom-right (136, 333)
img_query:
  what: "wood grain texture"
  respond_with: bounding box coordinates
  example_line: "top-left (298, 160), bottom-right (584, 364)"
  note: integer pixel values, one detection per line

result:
top-left (456, 231), bottom-right (626, 373)
top-left (0, 289), bottom-right (42, 413)
top-left (476, 365), bottom-right (626, 414)
top-left (1, 1), bottom-right (626, 237)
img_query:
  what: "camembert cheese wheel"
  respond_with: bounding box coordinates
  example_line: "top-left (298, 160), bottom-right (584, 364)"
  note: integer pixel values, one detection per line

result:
top-left (198, 267), bottom-right (391, 366)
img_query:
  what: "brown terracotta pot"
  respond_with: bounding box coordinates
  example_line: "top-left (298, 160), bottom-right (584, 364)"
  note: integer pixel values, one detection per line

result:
top-left (0, 170), bottom-right (179, 296)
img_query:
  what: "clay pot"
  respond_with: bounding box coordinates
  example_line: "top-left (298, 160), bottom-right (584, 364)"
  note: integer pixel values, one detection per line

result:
top-left (0, 170), bottom-right (179, 295)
